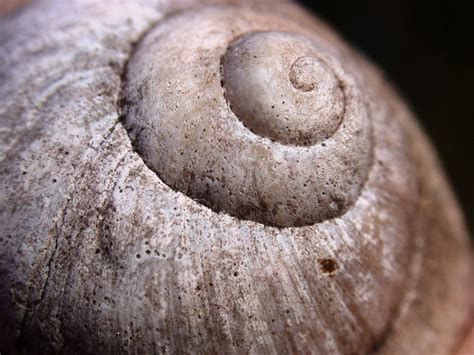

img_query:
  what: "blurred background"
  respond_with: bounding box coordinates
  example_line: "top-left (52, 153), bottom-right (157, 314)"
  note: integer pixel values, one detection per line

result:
top-left (299, 0), bottom-right (474, 236)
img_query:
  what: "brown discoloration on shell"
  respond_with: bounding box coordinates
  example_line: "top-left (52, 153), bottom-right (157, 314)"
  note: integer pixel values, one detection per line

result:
top-left (455, 323), bottom-right (474, 355)
top-left (0, 0), bottom-right (472, 354)
top-left (0, 0), bottom-right (29, 17)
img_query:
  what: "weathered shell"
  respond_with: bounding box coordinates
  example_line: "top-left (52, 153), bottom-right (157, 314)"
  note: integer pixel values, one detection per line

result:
top-left (0, 1), bottom-right (472, 354)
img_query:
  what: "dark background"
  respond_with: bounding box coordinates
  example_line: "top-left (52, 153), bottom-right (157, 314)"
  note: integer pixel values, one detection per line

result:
top-left (299, 0), bottom-right (474, 236)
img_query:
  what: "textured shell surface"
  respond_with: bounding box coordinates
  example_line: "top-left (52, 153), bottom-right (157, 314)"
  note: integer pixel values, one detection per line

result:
top-left (0, 0), bottom-right (472, 354)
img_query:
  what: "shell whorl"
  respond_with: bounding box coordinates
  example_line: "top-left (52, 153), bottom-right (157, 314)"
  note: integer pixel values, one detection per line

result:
top-left (1, 1), bottom-right (472, 354)
top-left (122, 8), bottom-right (373, 227)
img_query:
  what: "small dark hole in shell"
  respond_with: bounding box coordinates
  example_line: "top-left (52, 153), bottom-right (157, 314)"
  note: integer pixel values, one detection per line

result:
top-left (318, 258), bottom-right (338, 275)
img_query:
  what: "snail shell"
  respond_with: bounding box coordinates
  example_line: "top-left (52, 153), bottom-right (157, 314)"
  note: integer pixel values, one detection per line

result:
top-left (0, 1), bottom-right (472, 354)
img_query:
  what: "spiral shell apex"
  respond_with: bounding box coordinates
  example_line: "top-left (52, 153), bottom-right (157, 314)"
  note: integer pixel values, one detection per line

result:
top-left (1, 1), bottom-right (472, 354)
top-left (122, 8), bottom-right (373, 227)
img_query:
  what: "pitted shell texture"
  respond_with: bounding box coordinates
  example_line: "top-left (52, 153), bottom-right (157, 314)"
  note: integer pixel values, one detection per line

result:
top-left (122, 10), bottom-right (373, 227)
top-left (0, 2), bottom-right (472, 355)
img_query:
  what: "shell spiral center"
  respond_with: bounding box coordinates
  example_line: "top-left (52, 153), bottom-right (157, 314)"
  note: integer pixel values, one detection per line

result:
top-left (121, 8), bottom-right (373, 227)
top-left (222, 32), bottom-right (344, 146)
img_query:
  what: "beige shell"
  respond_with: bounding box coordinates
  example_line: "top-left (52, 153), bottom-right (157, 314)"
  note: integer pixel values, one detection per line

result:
top-left (0, 1), bottom-right (472, 354)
